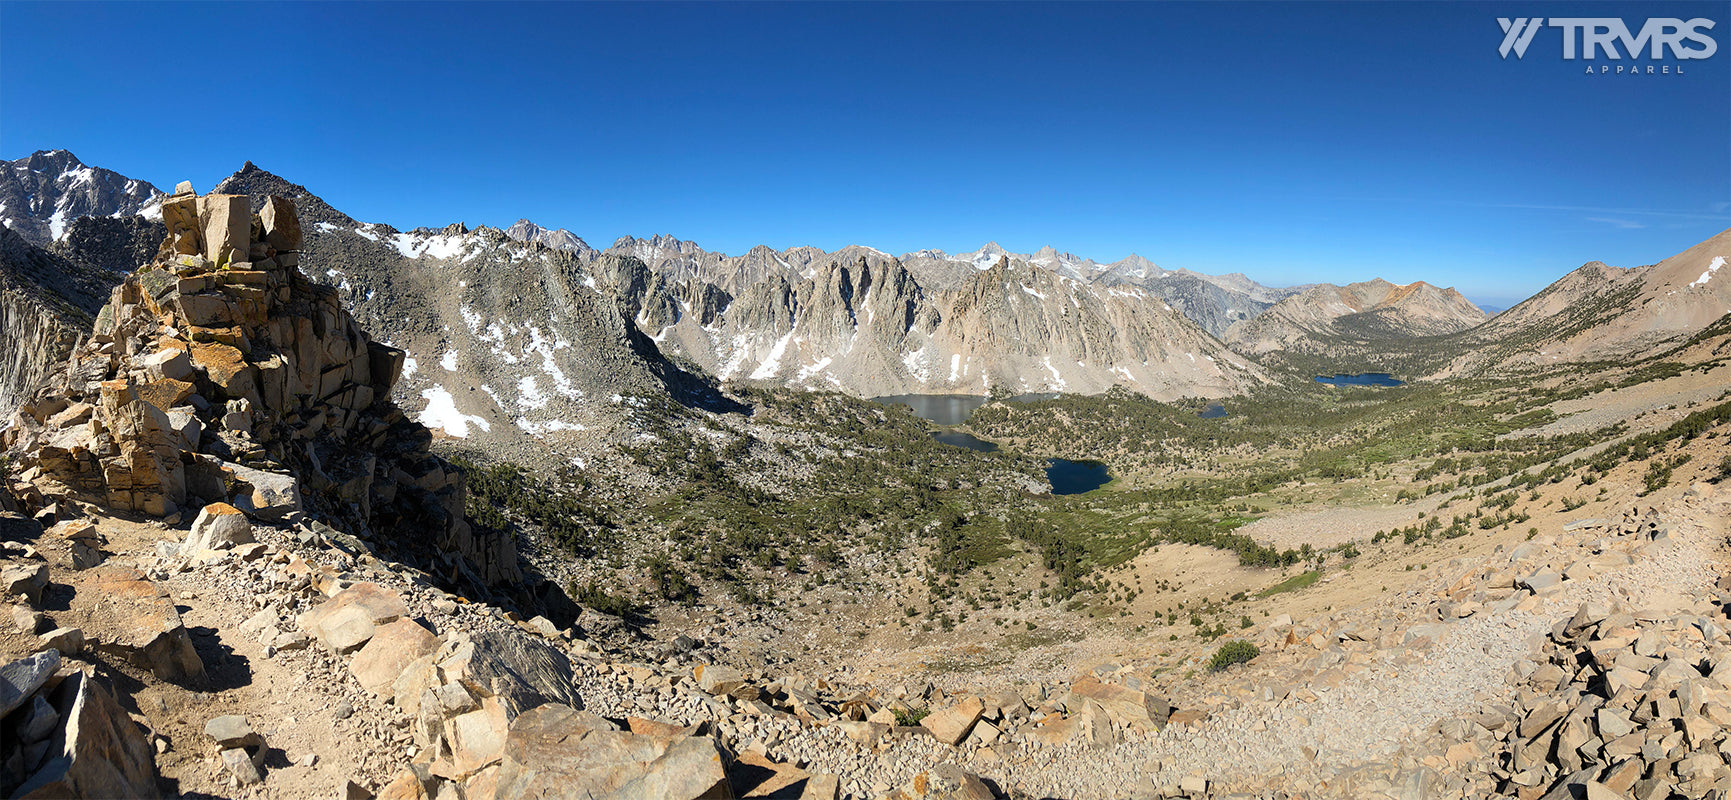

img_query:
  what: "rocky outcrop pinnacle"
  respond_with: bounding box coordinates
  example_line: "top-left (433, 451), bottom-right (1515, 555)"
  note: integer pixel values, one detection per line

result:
top-left (1, 182), bottom-right (522, 590)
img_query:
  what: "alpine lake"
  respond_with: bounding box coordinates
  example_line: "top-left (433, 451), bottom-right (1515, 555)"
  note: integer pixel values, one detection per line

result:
top-left (870, 394), bottom-right (1111, 495)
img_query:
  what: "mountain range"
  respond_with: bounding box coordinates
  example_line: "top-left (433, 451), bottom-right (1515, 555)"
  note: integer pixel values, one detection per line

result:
top-left (6, 149), bottom-right (1727, 469)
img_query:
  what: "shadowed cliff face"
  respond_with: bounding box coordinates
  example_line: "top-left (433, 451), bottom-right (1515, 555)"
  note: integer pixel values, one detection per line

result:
top-left (0, 226), bottom-right (115, 415)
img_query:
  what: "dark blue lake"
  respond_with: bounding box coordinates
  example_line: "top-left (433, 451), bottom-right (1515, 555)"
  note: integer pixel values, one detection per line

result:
top-left (1314, 373), bottom-right (1404, 387)
top-left (930, 431), bottom-right (998, 452)
top-left (1198, 403), bottom-right (1227, 419)
top-left (1048, 459), bottom-right (1110, 495)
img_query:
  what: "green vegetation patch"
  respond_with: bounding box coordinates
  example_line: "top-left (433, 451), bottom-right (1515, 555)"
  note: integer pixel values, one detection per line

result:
top-left (1256, 570), bottom-right (1321, 597)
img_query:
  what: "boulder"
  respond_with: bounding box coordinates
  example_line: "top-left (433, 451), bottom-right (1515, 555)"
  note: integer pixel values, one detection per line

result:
top-left (1070, 677), bottom-right (1170, 730)
top-left (186, 502), bottom-right (254, 552)
top-left (90, 569), bottom-right (204, 683)
top-left (921, 696), bottom-right (984, 746)
top-left (200, 193), bottom-right (251, 264)
top-left (2, 563), bottom-right (50, 604)
top-left (438, 630), bottom-right (580, 715)
top-left (492, 704), bottom-right (732, 800)
top-left (296, 582), bottom-right (409, 653)
top-left (9, 672), bottom-right (157, 799)
top-left (204, 715), bottom-right (262, 751)
top-left (160, 194), bottom-right (202, 255)
top-left (226, 464), bottom-right (301, 520)
top-left (376, 769), bottom-right (429, 800)
top-left (445, 696), bottom-right (511, 775)
top-left (11, 605), bottom-right (48, 634)
top-left (0, 649), bottom-right (61, 719)
top-left (40, 627), bottom-right (84, 655)
top-left (133, 378), bottom-right (194, 414)
top-left (889, 765), bottom-right (994, 800)
top-left (139, 348), bottom-right (193, 382)
top-left (20, 694), bottom-right (59, 742)
top-left (188, 341), bottom-right (257, 404)
top-left (220, 747), bottom-right (263, 786)
top-left (258, 195), bottom-right (301, 252)
top-left (350, 619), bottom-right (441, 695)
top-left (693, 664), bottom-right (754, 700)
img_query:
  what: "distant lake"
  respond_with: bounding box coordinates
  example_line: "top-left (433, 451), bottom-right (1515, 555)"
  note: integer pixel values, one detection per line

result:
top-left (1314, 373), bottom-right (1404, 387)
top-left (871, 393), bottom-right (1062, 426)
top-left (930, 430), bottom-right (998, 453)
top-left (1048, 459), bottom-right (1110, 495)
top-left (1198, 403), bottom-right (1228, 419)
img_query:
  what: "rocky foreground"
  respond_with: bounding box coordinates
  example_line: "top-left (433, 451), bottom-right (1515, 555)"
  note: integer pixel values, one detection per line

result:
top-left (4, 446), bottom-right (1728, 799)
top-left (2, 185), bottom-right (1731, 800)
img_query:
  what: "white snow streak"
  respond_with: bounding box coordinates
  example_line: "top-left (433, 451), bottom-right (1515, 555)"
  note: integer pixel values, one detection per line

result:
top-left (517, 376), bottom-right (549, 409)
top-left (418, 386), bottom-right (490, 437)
top-left (1692, 256), bottom-right (1725, 287)
top-left (750, 331), bottom-right (795, 380)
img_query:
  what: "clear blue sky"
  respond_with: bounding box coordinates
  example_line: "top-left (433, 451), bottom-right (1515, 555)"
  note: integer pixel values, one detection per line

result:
top-left (4, 1), bottom-right (1728, 307)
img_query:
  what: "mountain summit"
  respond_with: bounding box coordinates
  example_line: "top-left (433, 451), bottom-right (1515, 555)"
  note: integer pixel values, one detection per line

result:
top-left (0, 149), bottom-right (164, 245)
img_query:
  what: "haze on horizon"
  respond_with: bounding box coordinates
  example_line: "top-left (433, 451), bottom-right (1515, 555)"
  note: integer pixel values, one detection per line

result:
top-left (3, 1), bottom-right (1727, 309)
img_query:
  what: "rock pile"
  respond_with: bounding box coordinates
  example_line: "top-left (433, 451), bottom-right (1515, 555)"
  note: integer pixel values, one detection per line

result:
top-left (1472, 589), bottom-right (1731, 799)
top-left (0, 649), bottom-right (157, 798)
top-left (0, 184), bottom-right (520, 589)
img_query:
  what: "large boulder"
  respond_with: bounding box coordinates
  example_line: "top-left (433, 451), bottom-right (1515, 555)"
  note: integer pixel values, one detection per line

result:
top-left (492, 704), bottom-right (732, 800)
top-left (920, 696), bottom-right (983, 747)
top-left (1069, 677), bottom-right (1170, 730)
top-left (225, 464), bottom-right (300, 520)
top-left (185, 502), bottom-right (253, 552)
top-left (296, 582), bottom-right (408, 653)
top-left (199, 193), bottom-right (251, 265)
top-left (0, 649), bottom-right (60, 719)
top-left (438, 630), bottom-right (579, 715)
top-left (90, 568), bottom-right (204, 683)
top-left (9, 672), bottom-right (157, 799)
top-left (350, 619), bottom-right (441, 695)
top-left (258, 196), bottom-right (301, 252)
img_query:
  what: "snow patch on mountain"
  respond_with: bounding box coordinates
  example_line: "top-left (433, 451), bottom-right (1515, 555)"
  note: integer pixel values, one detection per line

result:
top-left (418, 386), bottom-right (490, 437)
top-left (1692, 256), bottom-right (1724, 287)
top-left (751, 331), bottom-right (795, 380)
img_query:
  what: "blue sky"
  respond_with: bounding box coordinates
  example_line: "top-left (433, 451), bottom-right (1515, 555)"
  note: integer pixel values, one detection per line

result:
top-left (3, 2), bottom-right (1728, 307)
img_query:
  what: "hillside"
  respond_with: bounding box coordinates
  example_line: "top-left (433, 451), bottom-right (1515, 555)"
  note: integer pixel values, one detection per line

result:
top-left (1223, 278), bottom-right (1487, 355)
top-left (1446, 228), bottom-right (1731, 374)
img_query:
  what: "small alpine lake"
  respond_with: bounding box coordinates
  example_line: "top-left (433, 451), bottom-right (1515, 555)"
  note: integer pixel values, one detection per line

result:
top-left (1047, 458), bottom-right (1111, 495)
top-left (929, 430), bottom-right (998, 453)
top-left (869, 393), bottom-right (1062, 426)
top-left (871, 394), bottom-right (1112, 494)
top-left (1314, 373), bottom-right (1405, 387)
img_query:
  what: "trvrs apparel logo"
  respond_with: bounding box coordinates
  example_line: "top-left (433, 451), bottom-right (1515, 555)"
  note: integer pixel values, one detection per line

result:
top-left (1498, 17), bottom-right (1718, 74)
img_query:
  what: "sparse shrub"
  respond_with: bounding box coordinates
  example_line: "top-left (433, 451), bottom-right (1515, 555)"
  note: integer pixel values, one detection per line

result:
top-left (569, 580), bottom-right (636, 618)
top-left (1208, 640), bottom-right (1260, 672)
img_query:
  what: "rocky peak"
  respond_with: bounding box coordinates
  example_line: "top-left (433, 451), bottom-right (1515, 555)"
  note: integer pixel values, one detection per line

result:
top-left (213, 162), bottom-right (355, 228)
top-left (1, 150), bottom-right (164, 246)
top-left (22, 149), bottom-right (84, 174)
top-left (1, 183), bottom-right (520, 589)
top-left (503, 218), bottom-right (595, 258)
top-left (1110, 253), bottom-right (1161, 277)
